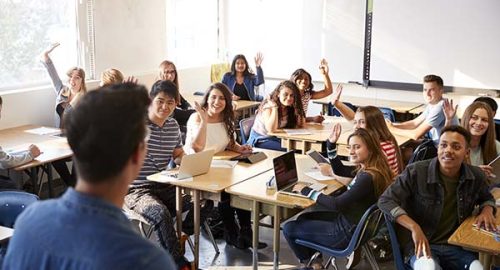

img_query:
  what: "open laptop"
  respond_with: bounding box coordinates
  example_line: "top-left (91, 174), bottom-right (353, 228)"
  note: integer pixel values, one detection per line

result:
top-left (161, 149), bottom-right (215, 180)
top-left (274, 151), bottom-right (326, 198)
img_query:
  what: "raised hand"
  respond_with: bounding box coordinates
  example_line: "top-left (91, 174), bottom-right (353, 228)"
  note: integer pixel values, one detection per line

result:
top-left (443, 98), bottom-right (457, 121)
top-left (254, 52), bottom-right (264, 67)
top-left (319, 59), bottom-right (329, 75)
top-left (331, 84), bottom-right (343, 104)
top-left (194, 101), bottom-right (208, 122)
top-left (328, 123), bottom-right (342, 143)
top-left (123, 76), bottom-right (138, 84)
top-left (41, 42), bottom-right (60, 62)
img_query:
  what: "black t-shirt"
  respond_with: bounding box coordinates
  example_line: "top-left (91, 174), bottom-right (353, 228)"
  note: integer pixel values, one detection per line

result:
top-left (234, 83), bottom-right (250, 100)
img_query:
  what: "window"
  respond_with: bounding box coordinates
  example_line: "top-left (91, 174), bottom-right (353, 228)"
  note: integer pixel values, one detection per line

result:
top-left (166, 0), bottom-right (219, 68)
top-left (0, 0), bottom-right (92, 91)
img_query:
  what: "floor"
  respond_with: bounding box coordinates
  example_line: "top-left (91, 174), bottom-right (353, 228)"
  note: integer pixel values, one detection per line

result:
top-left (43, 180), bottom-right (397, 270)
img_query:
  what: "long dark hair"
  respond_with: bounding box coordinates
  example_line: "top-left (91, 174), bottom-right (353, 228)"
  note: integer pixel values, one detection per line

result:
top-left (290, 68), bottom-right (314, 92)
top-left (230, 54), bottom-right (254, 77)
top-left (461, 101), bottom-right (497, 164)
top-left (201, 82), bottom-right (236, 148)
top-left (259, 80), bottom-right (305, 128)
top-left (357, 106), bottom-right (403, 174)
top-left (347, 128), bottom-right (394, 197)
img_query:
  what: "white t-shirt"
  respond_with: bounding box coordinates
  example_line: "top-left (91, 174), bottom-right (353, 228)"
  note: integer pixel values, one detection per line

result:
top-left (184, 118), bottom-right (230, 154)
top-left (469, 140), bottom-right (500, 166)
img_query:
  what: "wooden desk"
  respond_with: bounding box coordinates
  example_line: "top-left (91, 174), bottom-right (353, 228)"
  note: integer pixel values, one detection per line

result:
top-left (0, 125), bottom-right (72, 197)
top-left (185, 94), bottom-right (260, 119)
top-left (313, 95), bottom-right (425, 116)
top-left (448, 190), bottom-right (500, 267)
top-left (225, 155), bottom-right (345, 270)
top-left (269, 117), bottom-right (412, 155)
top-left (146, 148), bottom-right (284, 269)
top-left (0, 225), bottom-right (14, 243)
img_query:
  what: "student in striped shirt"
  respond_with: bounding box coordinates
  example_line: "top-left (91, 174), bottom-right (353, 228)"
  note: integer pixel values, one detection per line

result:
top-left (331, 87), bottom-right (403, 175)
top-left (124, 80), bottom-right (192, 270)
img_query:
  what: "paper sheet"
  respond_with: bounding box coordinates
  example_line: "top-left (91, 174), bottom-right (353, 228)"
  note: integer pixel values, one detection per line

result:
top-left (304, 171), bottom-right (335, 181)
top-left (283, 129), bottom-right (312, 135)
top-left (153, 174), bottom-right (194, 183)
top-left (24, 127), bottom-right (61, 136)
top-left (211, 160), bottom-right (238, 168)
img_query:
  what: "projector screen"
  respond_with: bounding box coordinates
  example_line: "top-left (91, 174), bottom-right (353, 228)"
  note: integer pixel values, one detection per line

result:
top-left (370, 0), bottom-right (500, 90)
top-left (223, 0), bottom-right (365, 83)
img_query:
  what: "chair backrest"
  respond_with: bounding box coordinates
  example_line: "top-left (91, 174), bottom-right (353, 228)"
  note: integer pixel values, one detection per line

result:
top-left (328, 102), bottom-right (357, 117)
top-left (0, 191), bottom-right (39, 228)
top-left (348, 204), bottom-right (383, 252)
top-left (239, 117), bottom-right (255, 145)
top-left (378, 107), bottom-right (396, 122)
top-left (384, 213), bottom-right (412, 270)
top-left (408, 139), bottom-right (437, 164)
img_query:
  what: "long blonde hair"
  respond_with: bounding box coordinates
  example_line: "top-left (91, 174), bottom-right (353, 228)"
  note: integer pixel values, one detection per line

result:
top-left (66, 67), bottom-right (87, 107)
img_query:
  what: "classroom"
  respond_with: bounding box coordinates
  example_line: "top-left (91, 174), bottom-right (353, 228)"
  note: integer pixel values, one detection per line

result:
top-left (0, 0), bottom-right (499, 270)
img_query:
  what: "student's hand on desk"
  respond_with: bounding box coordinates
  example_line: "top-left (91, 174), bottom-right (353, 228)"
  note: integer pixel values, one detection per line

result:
top-left (29, 145), bottom-right (41, 158)
top-left (442, 98), bottom-right (457, 121)
top-left (311, 114), bottom-right (325, 123)
top-left (411, 225), bottom-right (432, 259)
top-left (478, 165), bottom-right (494, 178)
top-left (330, 84), bottom-right (343, 105)
top-left (319, 59), bottom-right (329, 75)
top-left (384, 118), bottom-right (394, 128)
top-left (232, 94), bottom-right (240, 101)
top-left (292, 183), bottom-right (307, 193)
top-left (254, 52), bottom-right (264, 67)
top-left (327, 123), bottom-right (342, 143)
top-left (237, 144), bottom-right (253, 154)
top-left (318, 163), bottom-right (334, 176)
top-left (475, 205), bottom-right (497, 233)
top-left (194, 101), bottom-right (208, 123)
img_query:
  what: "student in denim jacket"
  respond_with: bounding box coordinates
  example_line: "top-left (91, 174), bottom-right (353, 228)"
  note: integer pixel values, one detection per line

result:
top-left (3, 83), bottom-right (176, 269)
top-left (378, 125), bottom-right (496, 270)
top-left (221, 53), bottom-right (264, 101)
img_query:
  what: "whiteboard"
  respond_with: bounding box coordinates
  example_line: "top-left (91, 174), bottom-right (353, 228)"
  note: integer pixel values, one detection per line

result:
top-left (223, 0), bottom-right (365, 83)
top-left (370, 0), bottom-right (500, 89)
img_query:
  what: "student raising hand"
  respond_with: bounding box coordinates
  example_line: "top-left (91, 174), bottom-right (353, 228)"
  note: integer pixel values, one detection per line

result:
top-left (327, 123), bottom-right (342, 143)
top-left (443, 98), bottom-right (458, 126)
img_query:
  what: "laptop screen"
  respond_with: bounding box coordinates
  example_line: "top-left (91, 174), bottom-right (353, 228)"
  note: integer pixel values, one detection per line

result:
top-left (273, 151), bottom-right (298, 190)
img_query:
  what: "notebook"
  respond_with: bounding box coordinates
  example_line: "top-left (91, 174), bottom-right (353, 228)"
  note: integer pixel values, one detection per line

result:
top-left (160, 149), bottom-right (215, 180)
top-left (273, 151), bottom-right (326, 198)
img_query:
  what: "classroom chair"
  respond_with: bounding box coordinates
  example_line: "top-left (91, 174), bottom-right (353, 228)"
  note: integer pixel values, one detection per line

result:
top-left (294, 204), bottom-right (382, 270)
top-left (0, 191), bottom-right (39, 262)
top-left (378, 107), bottom-right (396, 122)
top-left (383, 213), bottom-right (412, 269)
top-left (328, 102), bottom-right (357, 117)
top-left (408, 139), bottom-right (437, 165)
top-left (239, 116), bottom-right (255, 145)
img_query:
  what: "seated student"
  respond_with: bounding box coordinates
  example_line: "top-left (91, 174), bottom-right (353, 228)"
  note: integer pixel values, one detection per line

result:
top-left (386, 75), bottom-right (458, 144)
top-left (2, 83), bottom-right (176, 269)
top-left (378, 125), bottom-right (496, 269)
top-left (474, 96), bottom-right (500, 141)
top-left (331, 87), bottom-right (403, 175)
top-left (124, 80), bottom-right (195, 269)
top-left (221, 53), bottom-right (264, 101)
top-left (158, 60), bottom-right (194, 140)
top-left (41, 42), bottom-right (83, 187)
top-left (247, 80), bottom-right (305, 151)
top-left (444, 101), bottom-right (500, 181)
top-left (0, 96), bottom-right (41, 189)
top-left (183, 82), bottom-right (267, 249)
top-left (283, 127), bottom-right (393, 270)
top-left (290, 59), bottom-right (333, 123)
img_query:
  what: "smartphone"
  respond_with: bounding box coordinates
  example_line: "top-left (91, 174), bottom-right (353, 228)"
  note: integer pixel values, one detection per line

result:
top-left (306, 150), bottom-right (329, 164)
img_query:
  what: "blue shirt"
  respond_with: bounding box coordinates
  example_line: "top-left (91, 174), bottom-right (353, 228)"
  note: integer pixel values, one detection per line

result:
top-left (2, 188), bottom-right (175, 270)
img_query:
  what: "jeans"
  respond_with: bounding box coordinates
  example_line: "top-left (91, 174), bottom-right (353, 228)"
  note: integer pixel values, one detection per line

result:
top-left (247, 129), bottom-right (286, 151)
top-left (409, 244), bottom-right (478, 270)
top-left (283, 211), bottom-right (354, 262)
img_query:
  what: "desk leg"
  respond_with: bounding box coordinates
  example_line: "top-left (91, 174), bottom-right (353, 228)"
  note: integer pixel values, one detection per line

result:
top-left (46, 164), bottom-right (53, 198)
top-left (175, 187), bottom-right (183, 240)
top-left (30, 167), bottom-right (38, 196)
top-left (322, 104), bottom-right (328, 115)
top-left (273, 205), bottom-right (280, 270)
top-left (252, 200), bottom-right (260, 270)
top-left (193, 190), bottom-right (201, 270)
